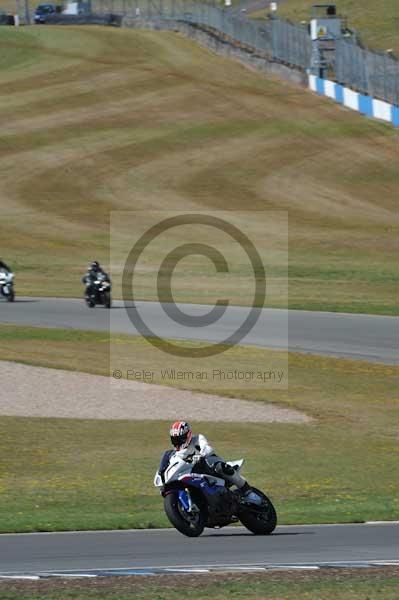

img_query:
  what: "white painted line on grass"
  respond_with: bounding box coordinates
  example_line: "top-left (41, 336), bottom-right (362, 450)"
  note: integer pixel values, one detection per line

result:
top-left (164, 568), bottom-right (210, 573)
top-left (270, 566), bottom-right (320, 570)
top-left (0, 575), bottom-right (40, 580)
top-left (44, 573), bottom-right (98, 578)
top-left (366, 521), bottom-right (399, 525)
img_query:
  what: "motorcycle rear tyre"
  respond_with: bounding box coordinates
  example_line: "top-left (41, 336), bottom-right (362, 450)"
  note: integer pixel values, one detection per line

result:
top-left (104, 291), bottom-right (111, 309)
top-left (239, 489), bottom-right (277, 535)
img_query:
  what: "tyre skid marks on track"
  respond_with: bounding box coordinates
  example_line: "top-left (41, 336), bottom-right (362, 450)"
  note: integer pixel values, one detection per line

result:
top-left (1, 561), bottom-right (399, 579)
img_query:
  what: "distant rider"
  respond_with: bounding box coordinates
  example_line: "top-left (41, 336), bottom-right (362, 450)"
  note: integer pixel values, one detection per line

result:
top-left (169, 421), bottom-right (251, 494)
top-left (82, 261), bottom-right (110, 294)
top-left (0, 259), bottom-right (14, 300)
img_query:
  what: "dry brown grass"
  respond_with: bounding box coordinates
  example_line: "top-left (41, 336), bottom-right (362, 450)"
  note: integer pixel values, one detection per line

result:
top-left (3, 569), bottom-right (399, 600)
top-left (0, 26), bottom-right (398, 312)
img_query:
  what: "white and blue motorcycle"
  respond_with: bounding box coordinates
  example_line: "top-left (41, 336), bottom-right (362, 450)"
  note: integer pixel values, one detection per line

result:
top-left (154, 451), bottom-right (277, 537)
top-left (0, 271), bottom-right (15, 302)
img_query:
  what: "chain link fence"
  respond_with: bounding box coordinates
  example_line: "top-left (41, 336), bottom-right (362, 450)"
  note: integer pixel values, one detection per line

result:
top-left (91, 0), bottom-right (311, 70)
top-left (335, 37), bottom-right (399, 105)
top-left (13, 0), bottom-right (396, 106)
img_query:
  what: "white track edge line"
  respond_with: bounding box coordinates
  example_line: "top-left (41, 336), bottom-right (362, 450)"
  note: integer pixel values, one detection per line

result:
top-left (2, 521), bottom-right (399, 537)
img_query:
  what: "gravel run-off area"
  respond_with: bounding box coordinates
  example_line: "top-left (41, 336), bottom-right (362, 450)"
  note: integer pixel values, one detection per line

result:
top-left (0, 361), bottom-right (311, 423)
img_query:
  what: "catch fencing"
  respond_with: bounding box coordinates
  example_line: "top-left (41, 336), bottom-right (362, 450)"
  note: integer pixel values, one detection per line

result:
top-left (19, 0), bottom-right (398, 107)
top-left (335, 37), bottom-right (399, 106)
top-left (91, 0), bottom-right (312, 71)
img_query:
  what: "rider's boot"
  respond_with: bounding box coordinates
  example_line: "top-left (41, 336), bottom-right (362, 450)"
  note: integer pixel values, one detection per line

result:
top-left (239, 481), bottom-right (251, 495)
top-left (214, 462), bottom-right (251, 492)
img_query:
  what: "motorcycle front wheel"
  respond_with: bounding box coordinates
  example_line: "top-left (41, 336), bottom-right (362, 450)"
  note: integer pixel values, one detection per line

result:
top-left (239, 489), bottom-right (277, 535)
top-left (85, 296), bottom-right (95, 308)
top-left (7, 290), bottom-right (15, 302)
top-left (164, 490), bottom-right (205, 537)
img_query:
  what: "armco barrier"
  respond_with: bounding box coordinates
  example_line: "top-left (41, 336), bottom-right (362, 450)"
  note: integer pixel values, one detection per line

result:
top-left (359, 95), bottom-right (373, 117)
top-left (372, 99), bottom-right (392, 123)
top-left (309, 75), bottom-right (399, 128)
top-left (44, 13), bottom-right (122, 25)
top-left (324, 80), bottom-right (335, 100)
top-left (343, 87), bottom-right (359, 112)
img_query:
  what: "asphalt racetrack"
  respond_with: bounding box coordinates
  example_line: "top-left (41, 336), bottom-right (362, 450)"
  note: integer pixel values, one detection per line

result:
top-left (0, 524), bottom-right (398, 576)
top-left (0, 297), bottom-right (398, 364)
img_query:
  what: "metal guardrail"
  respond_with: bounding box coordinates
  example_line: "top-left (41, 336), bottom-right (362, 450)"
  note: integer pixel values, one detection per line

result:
top-left (91, 0), bottom-right (312, 70)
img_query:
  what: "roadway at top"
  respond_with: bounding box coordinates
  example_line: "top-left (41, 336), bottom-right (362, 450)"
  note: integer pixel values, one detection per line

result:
top-left (0, 297), bottom-right (398, 364)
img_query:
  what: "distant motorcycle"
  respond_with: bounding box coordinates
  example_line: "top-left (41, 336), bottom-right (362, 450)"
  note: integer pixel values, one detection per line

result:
top-left (154, 451), bottom-right (277, 537)
top-left (84, 273), bottom-right (111, 308)
top-left (0, 271), bottom-right (15, 302)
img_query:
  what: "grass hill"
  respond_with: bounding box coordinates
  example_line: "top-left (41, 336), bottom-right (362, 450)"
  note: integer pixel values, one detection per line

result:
top-left (0, 25), bottom-right (398, 313)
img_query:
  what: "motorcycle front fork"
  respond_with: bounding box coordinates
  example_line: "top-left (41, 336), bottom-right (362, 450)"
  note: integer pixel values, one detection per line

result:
top-left (181, 488), bottom-right (200, 515)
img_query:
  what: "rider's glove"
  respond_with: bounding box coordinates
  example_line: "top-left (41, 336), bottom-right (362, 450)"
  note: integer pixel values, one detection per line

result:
top-left (191, 454), bottom-right (202, 464)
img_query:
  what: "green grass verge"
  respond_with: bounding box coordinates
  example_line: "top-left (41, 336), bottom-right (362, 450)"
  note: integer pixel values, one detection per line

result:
top-left (275, 0), bottom-right (399, 54)
top-left (0, 26), bottom-right (398, 314)
top-left (2, 570), bottom-right (399, 599)
top-left (0, 324), bottom-right (398, 532)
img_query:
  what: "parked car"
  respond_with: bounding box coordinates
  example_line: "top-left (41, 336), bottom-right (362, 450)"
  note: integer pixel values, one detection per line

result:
top-left (34, 3), bottom-right (56, 23)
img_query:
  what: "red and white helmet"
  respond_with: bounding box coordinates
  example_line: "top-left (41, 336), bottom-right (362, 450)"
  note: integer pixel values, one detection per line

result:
top-left (170, 421), bottom-right (192, 450)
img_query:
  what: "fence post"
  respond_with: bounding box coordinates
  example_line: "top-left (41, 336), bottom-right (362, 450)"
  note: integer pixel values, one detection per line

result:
top-left (383, 53), bottom-right (389, 103)
top-left (271, 18), bottom-right (276, 60)
top-left (396, 59), bottom-right (399, 107)
top-left (24, 0), bottom-right (30, 24)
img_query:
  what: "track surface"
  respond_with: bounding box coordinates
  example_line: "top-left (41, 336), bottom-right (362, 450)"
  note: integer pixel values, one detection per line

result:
top-left (0, 297), bottom-right (398, 363)
top-left (0, 524), bottom-right (398, 574)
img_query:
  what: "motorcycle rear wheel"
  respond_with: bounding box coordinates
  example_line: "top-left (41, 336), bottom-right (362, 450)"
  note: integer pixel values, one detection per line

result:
top-left (239, 489), bottom-right (277, 535)
top-left (103, 291), bottom-right (111, 309)
top-left (164, 490), bottom-right (205, 537)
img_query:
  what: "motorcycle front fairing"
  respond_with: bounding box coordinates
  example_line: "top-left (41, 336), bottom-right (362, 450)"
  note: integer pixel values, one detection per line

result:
top-left (95, 273), bottom-right (111, 292)
top-left (154, 450), bottom-right (174, 489)
top-left (0, 272), bottom-right (14, 296)
top-left (154, 450), bottom-right (192, 491)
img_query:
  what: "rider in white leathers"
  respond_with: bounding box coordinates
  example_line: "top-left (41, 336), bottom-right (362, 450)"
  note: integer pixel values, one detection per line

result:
top-left (170, 421), bottom-right (251, 493)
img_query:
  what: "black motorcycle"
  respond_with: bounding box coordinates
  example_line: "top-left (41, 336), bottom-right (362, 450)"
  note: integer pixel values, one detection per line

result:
top-left (85, 273), bottom-right (111, 308)
top-left (154, 451), bottom-right (277, 537)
